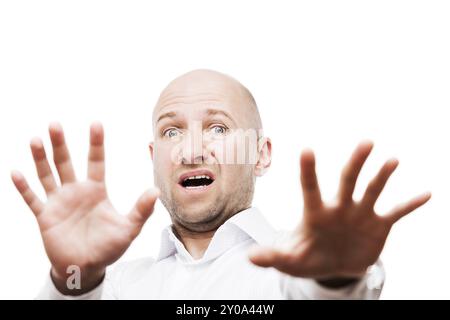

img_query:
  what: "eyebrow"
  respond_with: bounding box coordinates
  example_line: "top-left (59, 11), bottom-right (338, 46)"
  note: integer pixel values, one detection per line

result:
top-left (156, 111), bottom-right (178, 124)
top-left (205, 109), bottom-right (236, 126)
top-left (155, 109), bottom-right (237, 126)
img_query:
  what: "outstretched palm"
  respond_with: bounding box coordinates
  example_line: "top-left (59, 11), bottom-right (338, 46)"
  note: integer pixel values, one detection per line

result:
top-left (250, 142), bottom-right (430, 280)
top-left (12, 123), bottom-right (159, 292)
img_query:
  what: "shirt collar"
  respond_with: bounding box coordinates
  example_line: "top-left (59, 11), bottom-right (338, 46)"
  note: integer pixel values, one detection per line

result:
top-left (156, 206), bottom-right (277, 263)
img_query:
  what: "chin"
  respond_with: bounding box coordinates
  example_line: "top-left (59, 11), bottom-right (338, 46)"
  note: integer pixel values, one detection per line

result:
top-left (173, 201), bottom-right (222, 227)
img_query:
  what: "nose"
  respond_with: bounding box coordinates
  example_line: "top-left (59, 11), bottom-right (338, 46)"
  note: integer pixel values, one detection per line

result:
top-left (181, 124), bottom-right (204, 165)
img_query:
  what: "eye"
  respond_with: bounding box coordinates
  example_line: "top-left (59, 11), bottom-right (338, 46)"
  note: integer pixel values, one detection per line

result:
top-left (163, 128), bottom-right (181, 138)
top-left (209, 125), bottom-right (227, 135)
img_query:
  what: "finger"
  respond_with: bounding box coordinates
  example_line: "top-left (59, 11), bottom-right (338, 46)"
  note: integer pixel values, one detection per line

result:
top-left (30, 137), bottom-right (58, 195)
top-left (88, 122), bottom-right (105, 182)
top-left (127, 188), bottom-right (160, 237)
top-left (249, 246), bottom-right (303, 276)
top-left (338, 141), bottom-right (374, 204)
top-left (249, 246), bottom-right (293, 269)
top-left (49, 122), bottom-right (76, 184)
top-left (300, 149), bottom-right (322, 210)
top-left (384, 192), bottom-right (432, 224)
top-left (361, 158), bottom-right (399, 209)
top-left (11, 170), bottom-right (44, 217)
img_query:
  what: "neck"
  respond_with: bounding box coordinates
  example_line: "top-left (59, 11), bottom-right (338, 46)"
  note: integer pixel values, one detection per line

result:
top-left (172, 225), bottom-right (216, 259)
top-left (170, 205), bottom-right (252, 259)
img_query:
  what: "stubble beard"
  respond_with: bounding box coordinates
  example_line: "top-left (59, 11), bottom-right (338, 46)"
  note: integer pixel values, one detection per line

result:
top-left (155, 170), bottom-right (256, 234)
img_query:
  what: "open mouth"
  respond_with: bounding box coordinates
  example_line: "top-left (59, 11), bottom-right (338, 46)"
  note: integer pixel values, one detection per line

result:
top-left (179, 171), bottom-right (215, 190)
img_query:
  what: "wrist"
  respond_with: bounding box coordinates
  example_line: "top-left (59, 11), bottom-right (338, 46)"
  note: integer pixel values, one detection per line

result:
top-left (50, 266), bottom-right (105, 296)
top-left (316, 276), bottom-right (360, 289)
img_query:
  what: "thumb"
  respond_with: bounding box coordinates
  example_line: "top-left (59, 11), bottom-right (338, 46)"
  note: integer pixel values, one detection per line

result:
top-left (127, 187), bottom-right (160, 237)
top-left (248, 245), bottom-right (290, 269)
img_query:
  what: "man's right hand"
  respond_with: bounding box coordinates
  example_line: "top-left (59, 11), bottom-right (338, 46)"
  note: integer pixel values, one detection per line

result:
top-left (11, 122), bottom-right (159, 295)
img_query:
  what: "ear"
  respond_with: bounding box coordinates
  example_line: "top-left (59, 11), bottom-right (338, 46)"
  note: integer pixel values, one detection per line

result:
top-left (254, 137), bottom-right (272, 177)
top-left (149, 142), bottom-right (154, 161)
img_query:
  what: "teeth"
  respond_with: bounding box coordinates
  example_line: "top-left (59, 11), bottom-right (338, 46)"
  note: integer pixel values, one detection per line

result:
top-left (183, 174), bottom-right (211, 182)
top-left (186, 185), bottom-right (207, 189)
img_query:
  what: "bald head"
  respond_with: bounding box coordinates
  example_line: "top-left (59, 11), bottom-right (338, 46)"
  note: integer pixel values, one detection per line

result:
top-left (153, 69), bottom-right (262, 133)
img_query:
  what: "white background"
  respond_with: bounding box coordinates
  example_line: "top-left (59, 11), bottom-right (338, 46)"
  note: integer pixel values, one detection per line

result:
top-left (0, 1), bottom-right (449, 299)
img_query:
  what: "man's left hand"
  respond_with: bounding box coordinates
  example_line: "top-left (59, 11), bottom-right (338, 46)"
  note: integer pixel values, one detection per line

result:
top-left (249, 141), bottom-right (431, 282)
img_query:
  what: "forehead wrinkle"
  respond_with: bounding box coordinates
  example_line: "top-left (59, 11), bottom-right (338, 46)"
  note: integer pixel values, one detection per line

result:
top-left (158, 91), bottom-right (226, 108)
top-left (153, 92), bottom-right (227, 125)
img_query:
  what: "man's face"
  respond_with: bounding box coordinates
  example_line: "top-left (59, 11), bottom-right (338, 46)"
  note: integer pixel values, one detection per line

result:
top-left (149, 71), bottom-right (269, 232)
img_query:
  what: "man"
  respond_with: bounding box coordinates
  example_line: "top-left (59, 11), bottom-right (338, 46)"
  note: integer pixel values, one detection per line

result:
top-left (11, 69), bottom-right (430, 299)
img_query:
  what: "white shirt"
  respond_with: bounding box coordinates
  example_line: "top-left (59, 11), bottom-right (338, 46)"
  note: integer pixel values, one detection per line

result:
top-left (37, 207), bottom-right (384, 300)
